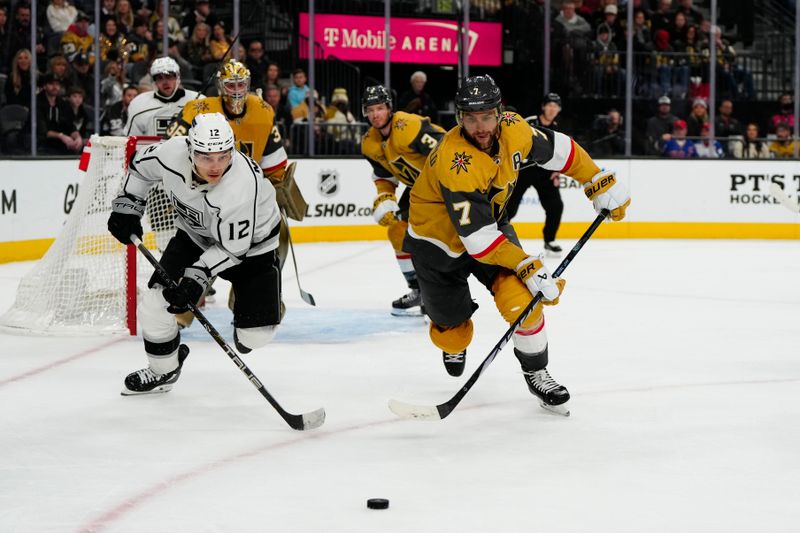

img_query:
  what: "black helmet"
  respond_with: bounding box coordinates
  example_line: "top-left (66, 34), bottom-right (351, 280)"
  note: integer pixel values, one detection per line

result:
top-left (455, 75), bottom-right (502, 115)
top-left (542, 92), bottom-right (562, 107)
top-left (362, 85), bottom-right (393, 117)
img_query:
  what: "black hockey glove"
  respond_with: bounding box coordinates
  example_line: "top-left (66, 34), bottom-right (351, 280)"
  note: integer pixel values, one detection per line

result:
top-left (107, 194), bottom-right (146, 244)
top-left (163, 266), bottom-right (211, 314)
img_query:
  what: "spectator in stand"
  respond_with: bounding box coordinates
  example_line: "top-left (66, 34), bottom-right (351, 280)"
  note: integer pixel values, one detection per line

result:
top-left (66, 86), bottom-right (91, 140)
top-left (245, 40), bottom-right (270, 90)
top-left (770, 92), bottom-right (795, 132)
top-left (36, 73), bottom-right (82, 155)
top-left (714, 98), bottom-right (741, 155)
top-left (181, 0), bottom-right (217, 39)
top-left (149, 0), bottom-right (185, 44)
top-left (98, 0), bottom-right (117, 28)
top-left (704, 25), bottom-right (753, 100)
top-left (116, 0), bottom-right (134, 34)
top-left (100, 84), bottom-right (138, 135)
top-left (397, 70), bottom-right (439, 122)
top-left (208, 21), bottom-right (232, 62)
top-left (662, 119), bottom-right (697, 158)
top-left (769, 122), bottom-right (800, 159)
top-left (265, 84), bottom-right (293, 140)
top-left (686, 98), bottom-right (708, 138)
top-left (652, 30), bottom-right (678, 98)
top-left (598, 4), bottom-right (625, 51)
top-left (100, 60), bottom-right (125, 106)
top-left (555, 1), bottom-right (593, 95)
top-left (7, 3), bottom-right (46, 65)
top-left (291, 89), bottom-right (326, 123)
top-left (61, 10), bottom-right (93, 64)
top-left (182, 22), bottom-right (212, 76)
top-left (645, 95), bottom-right (678, 155)
top-left (265, 61), bottom-right (286, 99)
top-left (650, 0), bottom-right (674, 36)
top-left (46, 0), bottom-right (78, 34)
top-left (47, 54), bottom-right (70, 92)
top-left (100, 18), bottom-right (127, 63)
top-left (66, 52), bottom-right (94, 101)
top-left (670, 10), bottom-right (688, 46)
top-left (126, 16), bottom-right (153, 68)
top-left (325, 87), bottom-right (360, 154)
top-left (694, 123), bottom-right (724, 158)
top-left (589, 108), bottom-right (626, 157)
top-left (676, 0), bottom-right (703, 27)
top-left (592, 23), bottom-right (623, 97)
top-left (287, 68), bottom-right (310, 109)
top-left (731, 122), bottom-right (771, 159)
top-left (5, 48), bottom-right (35, 107)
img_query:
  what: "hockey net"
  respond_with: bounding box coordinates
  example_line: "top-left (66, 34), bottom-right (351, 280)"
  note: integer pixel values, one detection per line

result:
top-left (0, 135), bottom-right (175, 336)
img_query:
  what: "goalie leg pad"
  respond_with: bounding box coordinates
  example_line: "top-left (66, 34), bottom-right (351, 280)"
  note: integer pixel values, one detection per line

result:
top-left (492, 270), bottom-right (544, 330)
top-left (429, 319), bottom-right (473, 355)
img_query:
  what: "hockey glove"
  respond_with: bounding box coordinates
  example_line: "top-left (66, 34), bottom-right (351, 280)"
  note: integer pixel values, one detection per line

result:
top-left (162, 266), bottom-right (211, 314)
top-left (515, 255), bottom-right (562, 304)
top-left (583, 169), bottom-right (631, 221)
top-left (107, 194), bottom-right (146, 244)
top-left (372, 192), bottom-right (400, 226)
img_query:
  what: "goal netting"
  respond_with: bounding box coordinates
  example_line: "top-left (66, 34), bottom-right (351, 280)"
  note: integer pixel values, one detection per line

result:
top-left (0, 135), bottom-right (175, 336)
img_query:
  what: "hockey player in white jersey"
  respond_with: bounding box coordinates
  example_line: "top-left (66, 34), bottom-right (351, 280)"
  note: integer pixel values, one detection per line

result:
top-left (108, 113), bottom-right (283, 395)
top-left (125, 56), bottom-right (201, 138)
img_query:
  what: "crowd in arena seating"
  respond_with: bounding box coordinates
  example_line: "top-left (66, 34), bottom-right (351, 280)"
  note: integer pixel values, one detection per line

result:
top-left (0, 0), bottom-right (796, 159)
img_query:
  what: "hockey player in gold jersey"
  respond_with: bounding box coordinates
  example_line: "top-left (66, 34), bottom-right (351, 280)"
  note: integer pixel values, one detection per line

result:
top-left (405, 75), bottom-right (630, 415)
top-left (360, 85), bottom-right (445, 316)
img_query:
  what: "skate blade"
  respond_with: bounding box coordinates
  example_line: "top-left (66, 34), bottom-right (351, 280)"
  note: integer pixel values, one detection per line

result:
top-left (390, 307), bottom-right (424, 317)
top-left (539, 401), bottom-right (570, 417)
top-left (120, 383), bottom-right (174, 396)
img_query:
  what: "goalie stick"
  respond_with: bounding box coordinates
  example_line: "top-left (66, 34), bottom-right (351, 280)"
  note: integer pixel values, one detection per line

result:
top-left (388, 209), bottom-right (610, 421)
top-left (131, 236), bottom-right (325, 431)
top-left (770, 182), bottom-right (800, 215)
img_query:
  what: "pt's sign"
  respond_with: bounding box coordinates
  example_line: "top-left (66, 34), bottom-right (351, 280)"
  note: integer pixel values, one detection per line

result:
top-left (299, 13), bottom-right (501, 66)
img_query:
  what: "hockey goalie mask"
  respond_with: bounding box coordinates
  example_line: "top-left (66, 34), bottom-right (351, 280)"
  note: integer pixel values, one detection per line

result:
top-left (217, 60), bottom-right (251, 115)
top-left (150, 56), bottom-right (181, 99)
top-left (188, 113), bottom-right (235, 183)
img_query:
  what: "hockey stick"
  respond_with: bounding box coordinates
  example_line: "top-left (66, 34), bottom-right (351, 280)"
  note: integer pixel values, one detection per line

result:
top-left (388, 209), bottom-right (610, 421)
top-left (770, 182), bottom-right (800, 215)
top-left (281, 211), bottom-right (317, 306)
top-left (130, 236), bottom-right (325, 431)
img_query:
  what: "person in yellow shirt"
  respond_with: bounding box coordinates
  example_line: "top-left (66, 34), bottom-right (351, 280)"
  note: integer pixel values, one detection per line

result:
top-left (361, 85), bottom-right (445, 316)
top-left (405, 75), bottom-right (630, 414)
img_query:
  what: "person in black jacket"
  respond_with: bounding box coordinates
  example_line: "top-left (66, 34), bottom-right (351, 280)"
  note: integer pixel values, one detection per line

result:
top-left (504, 92), bottom-right (565, 255)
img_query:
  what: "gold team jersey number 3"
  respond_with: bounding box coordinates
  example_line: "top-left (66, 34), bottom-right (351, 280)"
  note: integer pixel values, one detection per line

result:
top-left (238, 141), bottom-right (254, 157)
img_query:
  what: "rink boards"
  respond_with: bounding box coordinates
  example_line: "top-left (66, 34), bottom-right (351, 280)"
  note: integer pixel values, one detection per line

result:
top-left (1, 157), bottom-right (799, 263)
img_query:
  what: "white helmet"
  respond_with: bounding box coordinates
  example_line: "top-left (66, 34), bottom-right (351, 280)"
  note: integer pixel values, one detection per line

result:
top-left (188, 113), bottom-right (235, 165)
top-left (150, 56), bottom-right (180, 78)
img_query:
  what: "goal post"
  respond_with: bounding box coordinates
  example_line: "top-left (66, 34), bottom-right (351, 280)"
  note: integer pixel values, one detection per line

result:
top-left (0, 135), bottom-right (173, 336)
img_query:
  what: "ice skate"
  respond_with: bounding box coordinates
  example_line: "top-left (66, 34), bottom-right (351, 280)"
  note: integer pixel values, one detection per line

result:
top-left (391, 288), bottom-right (423, 317)
top-left (522, 367), bottom-right (570, 416)
top-left (544, 241), bottom-right (562, 257)
top-left (121, 344), bottom-right (189, 396)
top-left (442, 349), bottom-right (466, 377)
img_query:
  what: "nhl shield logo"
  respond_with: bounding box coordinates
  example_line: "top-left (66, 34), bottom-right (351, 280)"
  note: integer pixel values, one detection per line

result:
top-left (318, 169), bottom-right (339, 197)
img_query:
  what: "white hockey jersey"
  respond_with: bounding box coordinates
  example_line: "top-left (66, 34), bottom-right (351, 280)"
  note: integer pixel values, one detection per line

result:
top-left (123, 137), bottom-right (281, 276)
top-left (125, 88), bottom-right (202, 138)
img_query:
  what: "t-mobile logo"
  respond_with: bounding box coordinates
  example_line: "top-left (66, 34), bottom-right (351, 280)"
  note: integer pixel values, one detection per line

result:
top-left (323, 28), bottom-right (340, 47)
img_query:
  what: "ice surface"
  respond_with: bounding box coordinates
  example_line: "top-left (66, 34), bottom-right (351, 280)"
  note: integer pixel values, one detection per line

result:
top-left (1, 238), bottom-right (798, 532)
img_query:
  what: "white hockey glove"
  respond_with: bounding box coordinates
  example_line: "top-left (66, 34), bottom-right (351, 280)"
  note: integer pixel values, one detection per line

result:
top-left (515, 255), bottom-right (563, 304)
top-left (583, 169), bottom-right (631, 221)
top-left (372, 192), bottom-right (400, 226)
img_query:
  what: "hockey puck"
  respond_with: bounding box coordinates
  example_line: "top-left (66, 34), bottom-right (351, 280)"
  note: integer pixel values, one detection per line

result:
top-left (367, 498), bottom-right (389, 510)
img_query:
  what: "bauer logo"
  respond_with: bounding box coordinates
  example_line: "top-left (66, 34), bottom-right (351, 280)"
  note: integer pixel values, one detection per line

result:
top-left (318, 170), bottom-right (339, 197)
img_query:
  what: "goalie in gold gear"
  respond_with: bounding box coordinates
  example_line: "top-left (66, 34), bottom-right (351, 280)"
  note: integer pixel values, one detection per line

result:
top-left (360, 85), bottom-right (445, 316)
top-left (405, 75), bottom-right (630, 415)
top-left (168, 60), bottom-right (301, 326)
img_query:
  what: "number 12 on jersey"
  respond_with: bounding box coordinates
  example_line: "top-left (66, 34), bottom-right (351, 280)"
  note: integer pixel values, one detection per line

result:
top-left (229, 220), bottom-right (251, 239)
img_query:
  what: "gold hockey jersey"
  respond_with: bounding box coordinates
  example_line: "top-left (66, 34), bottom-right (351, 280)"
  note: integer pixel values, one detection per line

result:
top-left (408, 111), bottom-right (601, 270)
top-left (361, 111), bottom-right (445, 195)
top-left (177, 94), bottom-right (288, 177)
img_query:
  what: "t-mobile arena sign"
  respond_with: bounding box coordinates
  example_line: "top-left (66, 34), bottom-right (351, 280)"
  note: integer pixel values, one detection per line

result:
top-left (299, 13), bottom-right (501, 66)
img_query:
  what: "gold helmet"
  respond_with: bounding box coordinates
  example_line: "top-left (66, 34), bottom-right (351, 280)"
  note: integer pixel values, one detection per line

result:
top-left (216, 59), bottom-right (251, 114)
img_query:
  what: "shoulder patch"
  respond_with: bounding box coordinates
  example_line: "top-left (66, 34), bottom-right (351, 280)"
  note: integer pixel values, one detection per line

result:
top-left (499, 112), bottom-right (519, 126)
top-left (394, 118), bottom-right (407, 131)
top-left (192, 100), bottom-right (210, 113)
top-left (449, 151), bottom-right (472, 174)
